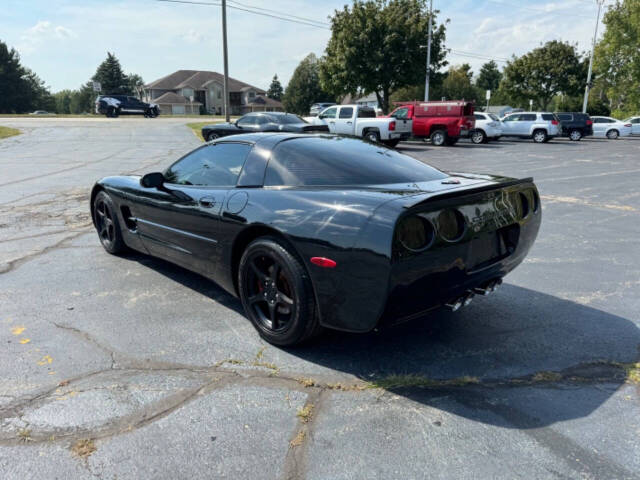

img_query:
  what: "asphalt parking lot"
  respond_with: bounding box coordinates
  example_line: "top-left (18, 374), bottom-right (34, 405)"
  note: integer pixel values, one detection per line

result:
top-left (1, 117), bottom-right (639, 479)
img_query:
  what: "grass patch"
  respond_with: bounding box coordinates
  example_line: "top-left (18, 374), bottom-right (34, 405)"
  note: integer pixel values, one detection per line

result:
top-left (623, 362), bottom-right (640, 384)
top-left (71, 438), bottom-right (96, 458)
top-left (187, 119), bottom-right (238, 142)
top-left (0, 126), bottom-right (20, 140)
top-left (18, 428), bottom-right (33, 443)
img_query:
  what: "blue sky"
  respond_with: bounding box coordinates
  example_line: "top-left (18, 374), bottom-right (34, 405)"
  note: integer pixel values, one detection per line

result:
top-left (1, 0), bottom-right (606, 92)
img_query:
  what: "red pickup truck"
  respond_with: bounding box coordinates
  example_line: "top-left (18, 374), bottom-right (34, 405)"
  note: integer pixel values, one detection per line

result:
top-left (389, 101), bottom-right (476, 146)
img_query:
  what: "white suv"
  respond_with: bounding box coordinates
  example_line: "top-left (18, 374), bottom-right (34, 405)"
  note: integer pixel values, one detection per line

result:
top-left (471, 112), bottom-right (502, 143)
top-left (500, 112), bottom-right (561, 143)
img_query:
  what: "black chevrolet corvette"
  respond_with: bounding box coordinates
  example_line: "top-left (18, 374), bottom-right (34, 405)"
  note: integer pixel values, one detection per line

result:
top-left (201, 112), bottom-right (328, 142)
top-left (91, 134), bottom-right (541, 346)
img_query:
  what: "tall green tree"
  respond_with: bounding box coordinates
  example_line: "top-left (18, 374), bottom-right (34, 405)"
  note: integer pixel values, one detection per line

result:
top-left (92, 52), bottom-right (130, 94)
top-left (267, 74), bottom-right (284, 101)
top-left (440, 64), bottom-right (479, 101)
top-left (476, 60), bottom-right (502, 92)
top-left (0, 40), bottom-right (53, 113)
top-left (127, 73), bottom-right (145, 96)
top-left (594, 0), bottom-right (640, 117)
top-left (501, 40), bottom-right (586, 110)
top-left (283, 54), bottom-right (333, 114)
top-left (319, 0), bottom-right (447, 113)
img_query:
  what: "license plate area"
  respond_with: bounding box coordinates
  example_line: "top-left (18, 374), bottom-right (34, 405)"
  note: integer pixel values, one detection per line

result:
top-left (468, 224), bottom-right (520, 272)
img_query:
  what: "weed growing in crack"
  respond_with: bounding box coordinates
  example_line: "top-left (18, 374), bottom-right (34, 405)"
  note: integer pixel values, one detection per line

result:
top-left (71, 438), bottom-right (96, 458)
top-left (296, 404), bottom-right (314, 423)
top-left (289, 430), bottom-right (305, 448)
top-left (18, 429), bottom-right (33, 443)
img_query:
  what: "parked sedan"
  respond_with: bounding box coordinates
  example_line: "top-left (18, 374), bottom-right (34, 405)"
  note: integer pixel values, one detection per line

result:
top-left (591, 116), bottom-right (632, 139)
top-left (90, 134), bottom-right (540, 346)
top-left (309, 102), bottom-right (336, 116)
top-left (622, 116), bottom-right (640, 135)
top-left (201, 112), bottom-right (328, 142)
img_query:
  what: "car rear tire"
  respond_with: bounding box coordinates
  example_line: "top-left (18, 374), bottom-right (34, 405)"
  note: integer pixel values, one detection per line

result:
top-left (532, 129), bottom-right (547, 143)
top-left (383, 139), bottom-right (400, 148)
top-left (569, 129), bottom-right (582, 141)
top-left (471, 130), bottom-right (486, 144)
top-left (207, 133), bottom-right (219, 142)
top-left (430, 129), bottom-right (447, 146)
top-left (238, 237), bottom-right (322, 346)
top-left (606, 129), bottom-right (619, 140)
top-left (365, 130), bottom-right (380, 143)
top-left (93, 191), bottom-right (126, 254)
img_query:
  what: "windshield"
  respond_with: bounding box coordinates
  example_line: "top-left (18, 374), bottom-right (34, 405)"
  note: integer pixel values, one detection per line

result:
top-left (488, 113), bottom-right (499, 121)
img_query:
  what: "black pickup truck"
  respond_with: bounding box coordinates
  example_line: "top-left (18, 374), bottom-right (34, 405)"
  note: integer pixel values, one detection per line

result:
top-left (95, 95), bottom-right (159, 118)
top-left (556, 112), bottom-right (593, 141)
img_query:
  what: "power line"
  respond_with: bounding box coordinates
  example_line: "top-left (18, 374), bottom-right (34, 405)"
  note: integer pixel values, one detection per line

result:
top-left (449, 50), bottom-right (509, 63)
top-left (227, 0), bottom-right (330, 26)
top-left (155, 0), bottom-right (330, 29)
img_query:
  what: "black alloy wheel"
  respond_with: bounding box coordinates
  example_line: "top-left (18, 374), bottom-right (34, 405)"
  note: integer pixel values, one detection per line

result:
top-left (238, 237), bottom-right (321, 346)
top-left (207, 132), bottom-right (219, 142)
top-left (93, 191), bottom-right (125, 254)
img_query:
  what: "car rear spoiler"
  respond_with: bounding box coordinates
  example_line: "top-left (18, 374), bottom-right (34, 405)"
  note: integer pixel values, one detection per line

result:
top-left (401, 177), bottom-right (535, 210)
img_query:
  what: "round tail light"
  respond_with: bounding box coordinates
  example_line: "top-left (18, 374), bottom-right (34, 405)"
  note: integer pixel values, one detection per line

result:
top-left (437, 209), bottom-right (466, 242)
top-left (396, 215), bottom-right (435, 252)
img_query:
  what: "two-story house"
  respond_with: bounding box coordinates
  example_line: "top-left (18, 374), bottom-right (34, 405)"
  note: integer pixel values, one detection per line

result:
top-left (142, 70), bottom-right (283, 115)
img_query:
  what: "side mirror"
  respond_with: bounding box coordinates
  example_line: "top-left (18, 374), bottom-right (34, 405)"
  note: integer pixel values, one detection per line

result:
top-left (318, 114), bottom-right (324, 119)
top-left (140, 172), bottom-right (165, 189)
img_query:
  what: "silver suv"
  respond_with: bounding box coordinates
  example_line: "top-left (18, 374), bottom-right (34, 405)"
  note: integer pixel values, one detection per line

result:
top-left (499, 112), bottom-right (561, 143)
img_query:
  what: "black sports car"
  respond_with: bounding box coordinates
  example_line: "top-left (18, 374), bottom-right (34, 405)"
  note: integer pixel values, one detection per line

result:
top-left (91, 134), bottom-right (541, 346)
top-left (201, 112), bottom-right (328, 142)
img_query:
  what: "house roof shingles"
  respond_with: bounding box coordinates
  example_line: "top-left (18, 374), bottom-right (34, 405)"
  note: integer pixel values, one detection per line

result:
top-left (153, 92), bottom-right (202, 105)
top-left (146, 70), bottom-right (265, 94)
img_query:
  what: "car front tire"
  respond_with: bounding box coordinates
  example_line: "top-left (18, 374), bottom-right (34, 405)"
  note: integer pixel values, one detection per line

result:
top-left (238, 237), bottom-right (322, 346)
top-left (93, 191), bottom-right (126, 254)
top-left (206, 132), bottom-right (219, 142)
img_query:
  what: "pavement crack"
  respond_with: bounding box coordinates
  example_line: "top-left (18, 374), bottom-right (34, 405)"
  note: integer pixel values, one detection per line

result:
top-left (0, 228), bottom-right (91, 274)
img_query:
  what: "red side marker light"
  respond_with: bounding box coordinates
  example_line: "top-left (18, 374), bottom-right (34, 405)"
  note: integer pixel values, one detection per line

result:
top-left (310, 257), bottom-right (337, 268)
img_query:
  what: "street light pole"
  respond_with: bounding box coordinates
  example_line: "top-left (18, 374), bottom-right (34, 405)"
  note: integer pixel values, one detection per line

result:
top-left (423, 0), bottom-right (433, 102)
top-left (222, 0), bottom-right (230, 122)
top-left (582, 0), bottom-right (605, 114)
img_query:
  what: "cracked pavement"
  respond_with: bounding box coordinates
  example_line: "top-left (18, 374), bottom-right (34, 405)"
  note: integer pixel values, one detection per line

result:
top-left (0, 118), bottom-right (639, 479)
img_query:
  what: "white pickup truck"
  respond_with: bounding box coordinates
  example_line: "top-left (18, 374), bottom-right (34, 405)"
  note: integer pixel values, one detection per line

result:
top-left (307, 104), bottom-right (412, 147)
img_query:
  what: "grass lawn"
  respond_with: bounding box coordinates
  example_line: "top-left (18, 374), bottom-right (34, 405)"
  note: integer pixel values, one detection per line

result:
top-left (0, 126), bottom-right (21, 140)
top-left (187, 119), bottom-right (237, 141)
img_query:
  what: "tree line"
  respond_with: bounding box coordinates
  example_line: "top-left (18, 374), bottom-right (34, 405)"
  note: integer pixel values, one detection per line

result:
top-left (0, 47), bottom-right (144, 114)
top-left (1, 0), bottom-right (638, 117)
top-left (281, 0), bottom-right (638, 118)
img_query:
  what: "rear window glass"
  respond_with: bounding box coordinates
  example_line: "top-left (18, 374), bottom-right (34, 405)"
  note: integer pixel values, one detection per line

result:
top-left (474, 114), bottom-right (485, 120)
top-left (488, 113), bottom-right (499, 121)
top-left (265, 137), bottom-right (447, 186)
top-left (358, 108), bottom-right (376, 118)
top-left (557, 113), bottom-right (572, 121)
top-left (541, 114), bottom-right (556, 121)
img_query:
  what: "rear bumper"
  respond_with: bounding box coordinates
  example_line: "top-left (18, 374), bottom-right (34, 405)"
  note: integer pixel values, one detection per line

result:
top-left (390, 132), bottom-right (411, 140)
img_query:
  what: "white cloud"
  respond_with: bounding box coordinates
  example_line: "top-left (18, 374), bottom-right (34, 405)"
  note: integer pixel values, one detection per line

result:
top-left (19, 20), bottom-right (76, 54)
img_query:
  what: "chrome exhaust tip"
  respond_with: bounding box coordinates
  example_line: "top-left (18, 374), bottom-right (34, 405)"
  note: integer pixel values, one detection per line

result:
top-left (445, 298), bottom-right (464, 311)
top-left (463, 292), bottom-right (475, 306)
top-left (473, 287), bottom-right (491, 295)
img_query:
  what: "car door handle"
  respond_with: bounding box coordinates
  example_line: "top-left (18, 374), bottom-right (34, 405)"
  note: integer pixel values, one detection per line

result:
top-left (329, 121), bottom-right (335, 124)
top-left (199, 197), bottom-right (216, 208)
top-left (346, 121), bottom-right (353, 124)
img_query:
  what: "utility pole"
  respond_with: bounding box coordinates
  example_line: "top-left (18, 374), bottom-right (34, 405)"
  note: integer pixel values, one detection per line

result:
top-left (423, 0), bottom-right (433, 102)
top-left (222, 0), bottom-right (230, 122)
top-left (582, 0), bottom-right (605, 114)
